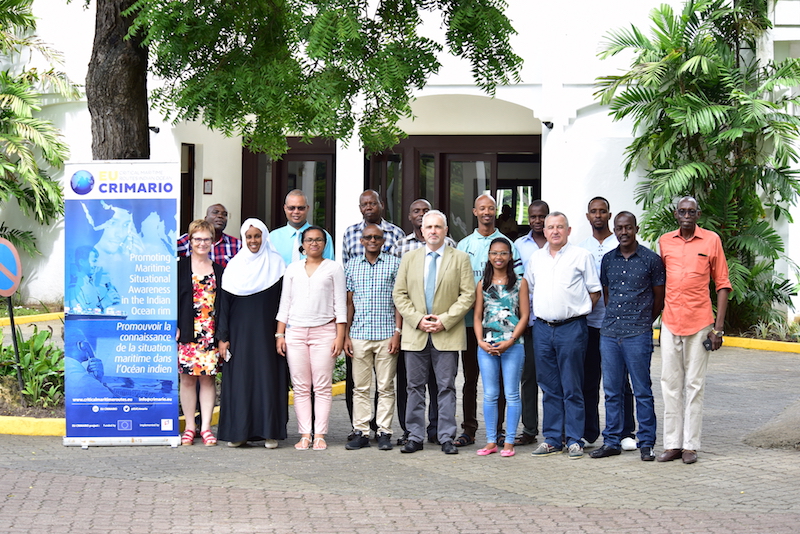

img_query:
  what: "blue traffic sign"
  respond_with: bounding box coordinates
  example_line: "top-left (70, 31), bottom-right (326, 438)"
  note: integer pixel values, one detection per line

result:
top-left (0, 238), bottom-right (22, 297)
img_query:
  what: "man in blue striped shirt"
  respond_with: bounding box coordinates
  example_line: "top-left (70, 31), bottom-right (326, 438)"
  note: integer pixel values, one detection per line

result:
top-left (343, 224), bottom-right (402, 451)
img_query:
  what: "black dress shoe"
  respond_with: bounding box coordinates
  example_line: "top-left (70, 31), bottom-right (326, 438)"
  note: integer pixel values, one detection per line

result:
top-left (396, 431), bottom-right (409, 446)
top-left (401, 440), bottom-right (423, 453)
top-left (441, 441), bottom-right (459, 454)
top-left (589, 444), bottom-right (621, 458)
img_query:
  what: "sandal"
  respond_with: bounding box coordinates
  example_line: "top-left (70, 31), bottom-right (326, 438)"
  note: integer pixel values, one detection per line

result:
top-left (295, 437), bottom-right (312, 450)
top-left (514, 433), bottom-right (538, 446)
top-left (181, 429), bottom-right (196, 446)
top-left (313, 437), bottom-right (327, 451)
top-left (453, 434), bottom-right (475, 447)
top-left (200, 429), bottom-right (217, 446)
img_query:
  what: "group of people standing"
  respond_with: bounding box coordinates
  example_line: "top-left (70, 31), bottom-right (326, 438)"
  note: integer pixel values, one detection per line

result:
top-left (174, 189), bottom-right (730, 465)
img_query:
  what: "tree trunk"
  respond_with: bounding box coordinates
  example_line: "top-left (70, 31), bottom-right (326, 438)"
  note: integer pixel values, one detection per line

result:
top-left (86, 0), bottom-right (150, 160)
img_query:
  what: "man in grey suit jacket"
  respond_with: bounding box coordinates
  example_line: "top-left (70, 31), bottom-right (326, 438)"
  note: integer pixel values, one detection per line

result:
top-left (393, 210), bottom-right (476, 454)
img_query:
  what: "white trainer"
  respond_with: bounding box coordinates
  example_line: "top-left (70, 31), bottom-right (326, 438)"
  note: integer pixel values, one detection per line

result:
top-left (621, 437), bottom-right (637, 451)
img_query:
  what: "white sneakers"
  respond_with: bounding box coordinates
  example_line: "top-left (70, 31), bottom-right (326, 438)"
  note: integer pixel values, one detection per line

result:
top-left (621, 437), bottom-right (637, 451)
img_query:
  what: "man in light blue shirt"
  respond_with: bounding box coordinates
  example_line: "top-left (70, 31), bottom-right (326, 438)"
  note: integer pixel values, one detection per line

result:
top-left (270, 190), bottom-right (334, 265)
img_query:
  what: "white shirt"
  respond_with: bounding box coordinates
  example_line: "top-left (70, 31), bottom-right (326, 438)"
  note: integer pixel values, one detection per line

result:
top-left (524, 242), bottom-right (601, 322)
top-left (578, 234), bottom-right (619, 328)
top-left (514, 232), bottom-right (544, 325)
top-left (276, 258), bottom-right (347, 327)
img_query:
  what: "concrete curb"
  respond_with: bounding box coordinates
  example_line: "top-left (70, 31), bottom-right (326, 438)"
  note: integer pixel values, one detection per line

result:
top-left (0, 312), bottom-right (64, 326)
top-left (0, 381), bottom-right (347, 437)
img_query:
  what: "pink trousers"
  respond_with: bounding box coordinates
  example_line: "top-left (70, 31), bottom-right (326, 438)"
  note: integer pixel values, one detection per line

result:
top-left (285, 322), bottom-right (336, 435)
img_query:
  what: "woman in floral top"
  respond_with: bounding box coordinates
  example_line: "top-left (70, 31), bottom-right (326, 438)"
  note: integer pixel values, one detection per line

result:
top-left (177, 219), bottom-right (225, 446)
top-left (473, 238), bottom-right (530, 457)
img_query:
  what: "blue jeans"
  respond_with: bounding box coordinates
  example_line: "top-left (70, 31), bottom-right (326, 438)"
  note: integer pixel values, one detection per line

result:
top-left (600, 332), bottom-right (656, 447)
top-left (478, 343), bottom-right (524, 445)
top-left (534, 318), bottom-right (587, 448)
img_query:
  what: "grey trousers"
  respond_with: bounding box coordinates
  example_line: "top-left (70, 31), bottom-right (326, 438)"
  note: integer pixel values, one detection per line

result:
top-left (405, 337), bottom-right (458, 444)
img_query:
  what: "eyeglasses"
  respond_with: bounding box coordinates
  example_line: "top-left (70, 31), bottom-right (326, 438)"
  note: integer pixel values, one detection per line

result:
top-left (303, 237), bottom-right (325, 244)
top-left (677, 209), bottom-right (698, 216)
top-left (286, 205), bottom-right (307, 211)
top-left (362, 235), bottom-right (384, 241)
top-left (191, 237), bottom-right (212, 244)
top-left (488, 251), bottom-right (510, 257)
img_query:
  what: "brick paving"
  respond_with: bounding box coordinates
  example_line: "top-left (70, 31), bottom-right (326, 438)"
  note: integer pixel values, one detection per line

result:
top-left (2, 343), bottom-right (800, 532)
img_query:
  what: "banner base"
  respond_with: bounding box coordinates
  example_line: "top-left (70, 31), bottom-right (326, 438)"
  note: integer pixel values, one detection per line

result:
top-left (63, 436), bottom-right (181, 449)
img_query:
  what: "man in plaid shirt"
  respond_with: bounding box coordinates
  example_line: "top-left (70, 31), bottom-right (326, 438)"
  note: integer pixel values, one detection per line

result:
top-left (341, 190), bottom-right (405, 437)
top-left (341, 190), bottom-right (405, 265)
top-left (343, 224), bottom-right (402, 451)
top-left (176, 204), bottom-right (241, 267)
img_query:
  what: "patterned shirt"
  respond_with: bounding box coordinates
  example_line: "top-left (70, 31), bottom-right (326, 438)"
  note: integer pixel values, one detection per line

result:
top-left (341, 219), bottom-right (405, 265)
top-left (390, 232), bottom-right (457, 258)
top-left (600, 244), bottom-right (666, 338)
top-left (481, 279), bottom-right (523, 344)
top-left (177, 233), bottom-right (241, 267)
top-left (457, 228), bottom-right (523, 327)
top-left (345, 253), bottom-right (401, 340)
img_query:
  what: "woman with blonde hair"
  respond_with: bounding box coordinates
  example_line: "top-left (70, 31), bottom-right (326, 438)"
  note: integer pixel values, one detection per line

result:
top-left (177, 219), bottom-right (225, 446)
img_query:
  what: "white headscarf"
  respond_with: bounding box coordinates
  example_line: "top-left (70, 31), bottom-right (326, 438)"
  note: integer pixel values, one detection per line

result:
top-left (222, 218), bottom-right (286, 296)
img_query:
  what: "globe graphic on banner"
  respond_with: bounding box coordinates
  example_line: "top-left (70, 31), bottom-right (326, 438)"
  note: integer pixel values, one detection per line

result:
top-left (70, 170), bottom-right (95, 195)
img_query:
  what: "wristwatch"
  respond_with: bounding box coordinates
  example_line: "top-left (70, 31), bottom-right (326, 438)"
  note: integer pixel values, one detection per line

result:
top-left (711, 329), bottom-right (724, 337)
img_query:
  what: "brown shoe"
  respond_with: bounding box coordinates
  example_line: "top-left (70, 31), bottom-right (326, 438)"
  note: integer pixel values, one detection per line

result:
top-left (682, 449), bottom-right (697, 464)
top-left (657, 448), bottom-right (683, 462)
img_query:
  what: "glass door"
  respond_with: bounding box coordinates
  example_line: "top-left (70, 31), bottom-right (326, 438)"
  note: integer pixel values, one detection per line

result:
top-left (446, 154), bottom-right (495, 242)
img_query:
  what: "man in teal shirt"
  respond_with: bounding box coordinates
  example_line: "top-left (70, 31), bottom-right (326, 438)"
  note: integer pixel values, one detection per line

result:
top-left (270, 190), bottom-right (334, 265)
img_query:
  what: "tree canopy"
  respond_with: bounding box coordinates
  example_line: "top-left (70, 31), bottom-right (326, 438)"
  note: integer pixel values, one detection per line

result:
top-left (126, 0), bottom-right (523, 158)
top-left (595, 0), bottom-right (800, 330)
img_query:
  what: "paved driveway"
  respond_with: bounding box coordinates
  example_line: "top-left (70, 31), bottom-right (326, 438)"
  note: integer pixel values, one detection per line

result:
top-left (1, 345), bottom-right (799, 533)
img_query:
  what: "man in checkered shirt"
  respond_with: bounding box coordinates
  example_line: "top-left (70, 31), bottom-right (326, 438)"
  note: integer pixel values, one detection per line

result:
top-left (176, 204), bottom-right (241, 267)
top-left (341, 190), bottom-right (405, 437)
top-left (341, 190), bottom-right (405, 265)
top-left (343, 224), bottom-right (402, 451)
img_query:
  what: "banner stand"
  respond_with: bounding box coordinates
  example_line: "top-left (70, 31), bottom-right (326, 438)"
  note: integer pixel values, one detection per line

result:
top-left (63, 161), bottom-right (180, 446)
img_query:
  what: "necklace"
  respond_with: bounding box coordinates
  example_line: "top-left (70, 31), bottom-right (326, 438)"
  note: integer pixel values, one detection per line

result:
top-left (492, 276), bottom-right (507, 285)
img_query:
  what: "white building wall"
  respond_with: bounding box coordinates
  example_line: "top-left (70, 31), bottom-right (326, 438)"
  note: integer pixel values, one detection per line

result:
top-left (10, 0), bottom-right (799, 311)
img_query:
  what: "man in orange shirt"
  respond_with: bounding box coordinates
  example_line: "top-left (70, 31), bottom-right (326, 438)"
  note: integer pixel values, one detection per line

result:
top-left (657, 197), bottom-right (731, 465)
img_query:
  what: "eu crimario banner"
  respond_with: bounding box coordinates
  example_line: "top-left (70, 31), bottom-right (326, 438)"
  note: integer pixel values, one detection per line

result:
top-left (63, 161), bottom-right (180, 445)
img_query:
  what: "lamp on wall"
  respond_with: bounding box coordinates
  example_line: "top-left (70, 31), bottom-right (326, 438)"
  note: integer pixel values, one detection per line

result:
top-left (542, 121), bottom-right (553, 130)
top-left (148, 126), bottom-right (160, 134)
